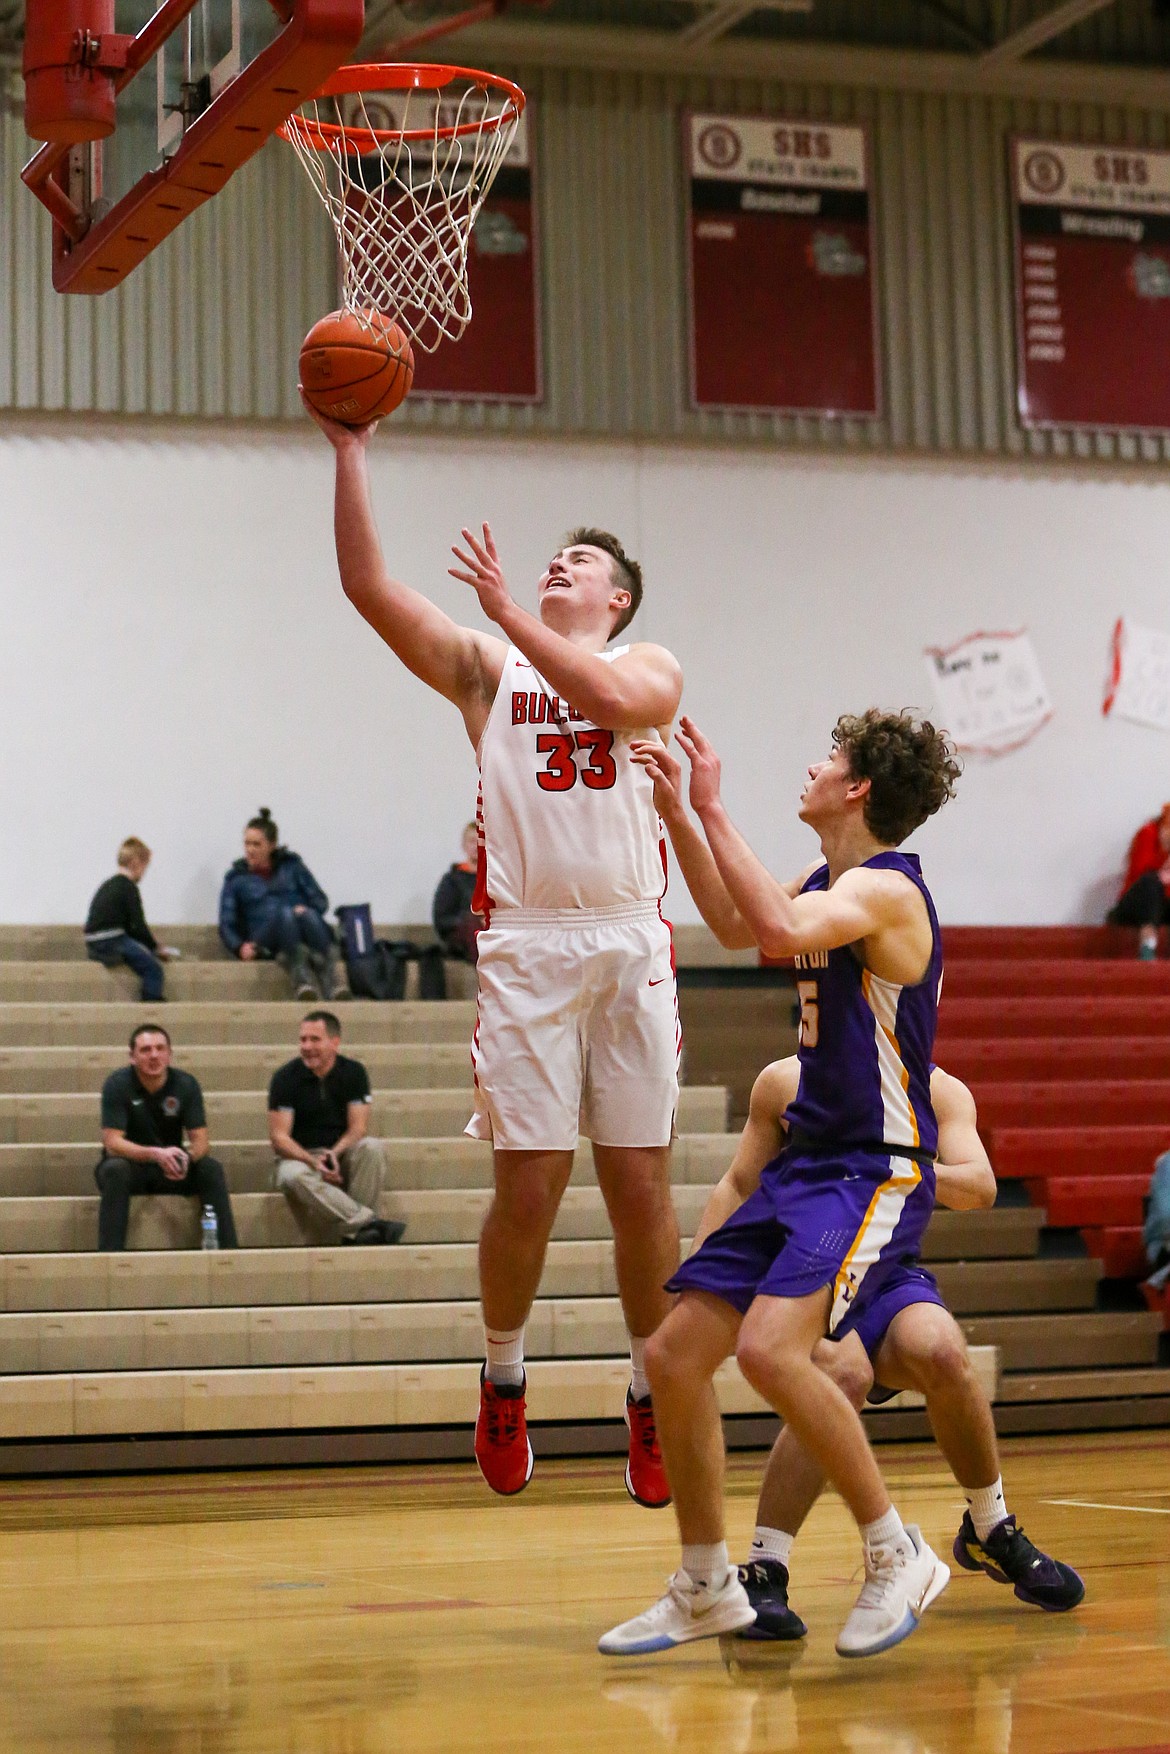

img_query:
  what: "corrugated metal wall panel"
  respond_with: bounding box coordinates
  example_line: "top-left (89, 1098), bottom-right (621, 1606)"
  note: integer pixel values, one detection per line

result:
top-left (6, 65), bottom-right (1170, 466)
top-left (0, 98), bottom-right (336, 423)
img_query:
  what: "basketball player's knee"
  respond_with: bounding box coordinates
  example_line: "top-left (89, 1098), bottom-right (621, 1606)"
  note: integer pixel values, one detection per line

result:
top-left (645, 1323), bottom-right (695, 1398)
top-left (908, 1325), bottom-right (971, 1396)
top-left (610, 1182), bottom-right (677, 1250)
top-left (818, 1344), bottom-right (873, 1410)
top-left (644, 1330), bottom-right (671, 1394)
top-left (735, 1331), bottom-right (793, 1397)
top-left (493, 1177), bottom-right (561, 1235)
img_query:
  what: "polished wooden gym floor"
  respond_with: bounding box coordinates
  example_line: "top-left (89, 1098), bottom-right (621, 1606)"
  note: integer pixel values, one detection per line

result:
top-left (0, 1431), bottom-right (1165, 1754)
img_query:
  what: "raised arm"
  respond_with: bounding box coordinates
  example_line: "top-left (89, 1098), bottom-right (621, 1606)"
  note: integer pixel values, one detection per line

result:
top-left (449, 524), bottom-right (682, 730)
top-left (677, 716), bottom-right (916, 960)
top-left (304, 405), bottom-right (506, 737)
top-left (930, 1069), bottom-right (996, 1211)
top-left (630, 738), bottom-right (755, 949)
top-left (689, 1058), bottom-right (798, 1253)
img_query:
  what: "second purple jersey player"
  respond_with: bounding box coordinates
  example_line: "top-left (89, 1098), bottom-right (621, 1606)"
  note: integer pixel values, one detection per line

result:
top-left (670, 847), bottom-right (943, 1334)
top-left (600, 707), bottom-right (962, 1663)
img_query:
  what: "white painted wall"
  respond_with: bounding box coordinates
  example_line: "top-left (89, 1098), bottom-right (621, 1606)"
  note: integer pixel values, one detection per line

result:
top-left (1, 416), bottom-right (1166, 927)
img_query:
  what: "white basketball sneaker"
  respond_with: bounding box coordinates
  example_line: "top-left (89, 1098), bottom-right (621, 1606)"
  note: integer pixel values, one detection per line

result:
top-left (599, 1566), bottom-right (757, 1656)
top-left (836, 1525), bottom-right (950, 1658)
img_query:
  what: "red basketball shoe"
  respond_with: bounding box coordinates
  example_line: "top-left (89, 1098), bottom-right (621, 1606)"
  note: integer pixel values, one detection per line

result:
top-left (625, 1388), bottom-right (671, 1508)
top-left (475, 1367), bottom-right (534, 1496)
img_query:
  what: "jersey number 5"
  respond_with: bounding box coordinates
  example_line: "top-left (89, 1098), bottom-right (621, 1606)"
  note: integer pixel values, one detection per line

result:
top-left (536, 729), bottom-right (617, 792)
top-left (796, 979), bottom-right (820, 1049)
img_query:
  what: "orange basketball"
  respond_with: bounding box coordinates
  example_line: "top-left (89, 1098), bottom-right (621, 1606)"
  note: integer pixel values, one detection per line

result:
top-left (299, 308), bottom-right (415, 424)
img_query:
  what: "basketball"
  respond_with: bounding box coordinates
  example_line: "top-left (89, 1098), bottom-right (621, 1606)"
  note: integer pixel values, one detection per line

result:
top-left (299, 308), bottom-right (415, 424)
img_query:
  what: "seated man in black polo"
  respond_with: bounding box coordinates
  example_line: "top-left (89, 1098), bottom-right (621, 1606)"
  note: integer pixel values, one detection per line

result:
top-left (269, 1011), bottom-right (404, 1246)
top-left (96, 1024), bottom-right (238, 1251)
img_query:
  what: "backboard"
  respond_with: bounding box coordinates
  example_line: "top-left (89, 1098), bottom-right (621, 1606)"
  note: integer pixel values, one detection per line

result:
top-left (22, 0), bottom-right (365, 294)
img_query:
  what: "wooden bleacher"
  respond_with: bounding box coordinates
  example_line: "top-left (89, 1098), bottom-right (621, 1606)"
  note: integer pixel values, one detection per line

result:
top-left (0, 921), bottom-right (1161, 1472)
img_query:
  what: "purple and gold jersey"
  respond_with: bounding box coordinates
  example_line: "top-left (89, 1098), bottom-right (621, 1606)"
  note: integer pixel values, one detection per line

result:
top-left (783, 851), bottom-right (942, 1159)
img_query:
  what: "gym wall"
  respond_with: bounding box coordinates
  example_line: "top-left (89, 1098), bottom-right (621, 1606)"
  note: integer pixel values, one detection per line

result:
top-left (0, 417), bottom-right (1162, 926)
top-left (2, 60), bottom-right (1168, 925)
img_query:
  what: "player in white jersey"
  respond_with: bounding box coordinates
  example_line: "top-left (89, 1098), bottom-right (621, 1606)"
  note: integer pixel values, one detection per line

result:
top-left (307, 406), bottom-right (684, 1503)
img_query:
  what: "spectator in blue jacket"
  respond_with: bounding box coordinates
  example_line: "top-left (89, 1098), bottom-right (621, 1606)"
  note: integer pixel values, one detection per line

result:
top-left (218, 809), bottom-right (347, 1001)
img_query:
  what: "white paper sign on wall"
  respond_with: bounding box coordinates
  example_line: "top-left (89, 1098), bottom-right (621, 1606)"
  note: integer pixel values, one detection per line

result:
top-left (923, 628), bottom-right (1052, 756)
top-left (1103, 617), bottom-right (1170, 732)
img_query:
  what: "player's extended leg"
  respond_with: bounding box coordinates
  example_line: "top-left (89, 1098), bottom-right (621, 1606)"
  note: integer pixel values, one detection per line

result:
top-left (475, 1147), bottom-right (574, 1496)
top-left (599, 1290), bottom-right (755, 1653)
top-left (735, 1290), bottom-right (949, 1657)
top-left (738, 1334), bottom-right (875, 1641)
top-left (875, 1306), bottom-right (1084, 1611)
top-left (593, 1143), bottom-right (681, 1509)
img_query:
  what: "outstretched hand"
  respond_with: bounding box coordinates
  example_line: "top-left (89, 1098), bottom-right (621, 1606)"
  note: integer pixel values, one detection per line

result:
top-left (448, 524), bottom-right (514, 625)
top-left (676, 715), bottom-right (723, 815)
top-left (298, 388), bottom-right (380, 450)
top-left (630, 737), bottom-right (686, 821)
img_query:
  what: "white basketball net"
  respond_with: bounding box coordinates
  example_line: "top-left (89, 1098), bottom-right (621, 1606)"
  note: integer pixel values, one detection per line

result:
top-left (281, 74), bottom-right (523, 354)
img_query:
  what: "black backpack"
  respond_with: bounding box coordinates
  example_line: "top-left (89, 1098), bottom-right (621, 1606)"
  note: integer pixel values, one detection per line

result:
top-left (336, 902), bottom-right (447, 1001)
top-left (335, 905), bottom-right (405, 1000)
top-left (347, 939), bottom-right (412, 1002)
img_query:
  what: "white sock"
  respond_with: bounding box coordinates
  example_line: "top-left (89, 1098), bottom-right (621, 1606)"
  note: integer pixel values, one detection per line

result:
top-left (861, 1506), bottom-right (906, 1552)
top-left (748, 1525), bottom-right (794, 1569)
top-left (484, 1324), bottom-right (525, 1388)
top-left (681, 1541), bottom-right (730, 1591)
top-left (629, 1335), bottom-right (651, 1401)
top-left (966, 1477), bottom-right (1008, 1542)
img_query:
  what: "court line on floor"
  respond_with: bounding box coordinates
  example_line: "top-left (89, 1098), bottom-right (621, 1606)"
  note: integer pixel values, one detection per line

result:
top-left (1043, 1497), bottom-right (1170, 1515)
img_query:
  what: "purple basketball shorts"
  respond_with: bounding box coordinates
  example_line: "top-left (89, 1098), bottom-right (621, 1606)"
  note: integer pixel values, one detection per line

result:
top-left (666, 1145), bottom-right (937, 1336)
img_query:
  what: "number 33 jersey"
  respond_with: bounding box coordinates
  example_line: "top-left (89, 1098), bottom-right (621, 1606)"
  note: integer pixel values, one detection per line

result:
top-left (473, 645), bottom-right (668, 916)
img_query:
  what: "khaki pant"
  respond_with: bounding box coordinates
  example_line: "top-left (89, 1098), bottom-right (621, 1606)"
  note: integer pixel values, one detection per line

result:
top-left (273, 1138), bottom-right (387, 1238)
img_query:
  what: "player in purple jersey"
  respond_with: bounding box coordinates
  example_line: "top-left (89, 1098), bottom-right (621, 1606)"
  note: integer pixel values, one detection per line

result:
top-left (713, 1056), bottom-right (1084, 1640)
top-left (600, 709), bottom-right (961, 1660)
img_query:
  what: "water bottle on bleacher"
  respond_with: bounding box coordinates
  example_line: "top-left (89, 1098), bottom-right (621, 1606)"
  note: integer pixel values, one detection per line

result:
top-left (200, 1205), bottom-right (219, 1251)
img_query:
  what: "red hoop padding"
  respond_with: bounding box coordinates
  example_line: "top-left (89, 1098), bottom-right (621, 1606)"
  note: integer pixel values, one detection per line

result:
top-left (277, 61), bottom-right (525, 152)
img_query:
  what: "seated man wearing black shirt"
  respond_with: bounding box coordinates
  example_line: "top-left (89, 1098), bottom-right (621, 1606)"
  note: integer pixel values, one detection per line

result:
top-left (268, 1012), bottom-right (404, 1246)
top-left (96, 1024), bottom-right (238, 1251)
top-left (84, 838), bottom-right (176, 1003)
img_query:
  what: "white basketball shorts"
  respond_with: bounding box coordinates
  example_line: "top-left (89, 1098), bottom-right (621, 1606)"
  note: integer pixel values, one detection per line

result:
top-left (465, 899), bottom-right (681, 1152)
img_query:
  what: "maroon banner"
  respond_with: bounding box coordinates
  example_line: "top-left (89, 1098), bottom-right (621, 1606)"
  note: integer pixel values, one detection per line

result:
top-left (1012, 137), bottom-right (1170, 431)
top-left (685, 113), bottom-right (879, 417)
top-left (411, 109), bottom-right (541, 403)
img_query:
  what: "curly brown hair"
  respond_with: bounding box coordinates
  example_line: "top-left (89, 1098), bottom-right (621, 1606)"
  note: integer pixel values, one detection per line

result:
top-left (832, 709), bottom-right (961, 846)
top-left (564, 527), bottom-right (643, 638)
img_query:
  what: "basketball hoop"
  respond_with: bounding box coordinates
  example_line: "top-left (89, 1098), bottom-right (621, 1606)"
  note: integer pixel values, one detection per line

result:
top-left (278, 63), bottom-right (525, 354)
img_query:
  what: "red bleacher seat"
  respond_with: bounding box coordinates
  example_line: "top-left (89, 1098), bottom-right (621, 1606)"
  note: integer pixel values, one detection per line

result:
top-left (938, 996), bottom-right (1170, 1042)
top-left (974, 1082), bottom-right (1170, 1131)
top-left (1080, 1226), bottom-right (1148, 1280)
top-left (943, 926), bottom-right (1168, 1280)
top-left (945, 1039), bottom-right (1170, 1083)
top-left (948, 960), bottom-right (1170, 998)
top-left (988, 1126), bottom-right (1169, 1181)
top-left (942, 925), bottom-right (1165, 960)
top-left (1032, 1175), bottom-right (1149, 1227)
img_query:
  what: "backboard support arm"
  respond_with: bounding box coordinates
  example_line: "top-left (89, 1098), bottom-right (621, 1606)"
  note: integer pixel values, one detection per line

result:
top-left (22, 0), bottom-right (366, 294)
